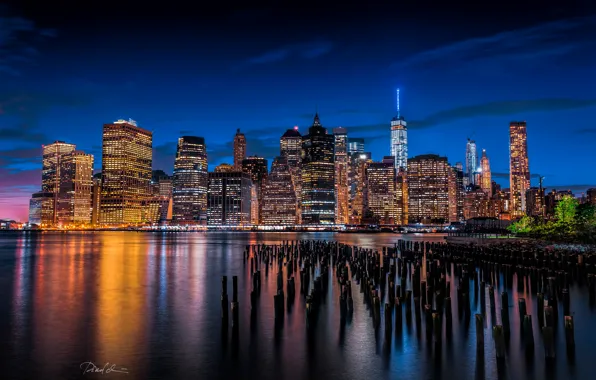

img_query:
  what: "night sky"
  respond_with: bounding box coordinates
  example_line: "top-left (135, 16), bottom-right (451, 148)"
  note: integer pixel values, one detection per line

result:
top-left (1, 0), bottom-right (595, 221)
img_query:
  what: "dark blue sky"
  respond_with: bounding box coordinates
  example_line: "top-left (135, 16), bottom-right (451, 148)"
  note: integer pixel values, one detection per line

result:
top-left (1, 0), bottom-right (595, 220)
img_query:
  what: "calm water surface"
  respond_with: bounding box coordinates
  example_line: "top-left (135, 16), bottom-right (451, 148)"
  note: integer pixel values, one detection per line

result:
top-left (0, 231), bottom-right (593, 380)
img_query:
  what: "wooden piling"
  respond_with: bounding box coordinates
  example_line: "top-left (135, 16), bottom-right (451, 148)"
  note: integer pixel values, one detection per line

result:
top-left (221, 276), bottom-right (229, 323)
top-left (542, 326), bottom-right (555, 359)
top-left (475, 314), bottom-right (484, 349)
top-left (565, 315), bottom-right (575, 355)
top-left (492, 325), bottom-right (506, 359)
top-left (523, 315), bottom-right (534, 354)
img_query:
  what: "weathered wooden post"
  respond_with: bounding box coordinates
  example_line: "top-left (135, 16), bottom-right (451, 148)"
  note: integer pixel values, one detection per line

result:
top-left (385, 303), bottom-right (392, 338)
top-left (222, 276), bottom-right (229, 324)
top-left (537, 293), bottom-right (544, 327)
top-left (542, 326), bottom-right (555, 359)
top-left (231, 276), bottom-right (239, 333)
top-left (563, 289), bottom-right (570, 316)
top-left (565, 315), bottom-right (575, 355)
top-left (475, 314), bottom-right (484, 350)
top-left (493, 325), bottom-right (506, 360)
top-left (523, 315), bottom-right (534, 354)
top-left (432, 312), bottom-right (441, 342)
top-left (501, 292), bottom-right (510, 338)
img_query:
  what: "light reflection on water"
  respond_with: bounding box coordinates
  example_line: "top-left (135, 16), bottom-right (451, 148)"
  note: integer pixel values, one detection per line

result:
top-left (0, 231), bottom-right (593, 380)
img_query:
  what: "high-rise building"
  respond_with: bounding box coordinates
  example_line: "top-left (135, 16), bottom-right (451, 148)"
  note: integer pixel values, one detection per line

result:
top-left (348, 152), bottom-right (371, 225)
top-left (525, 187), bottom-right (545, 217)
top-left (172, 136), bottom-right (208, 224)
top-left (390, 89), bottom-right (408, 171)
top-left (396, 168), bottom-right (409, 225)
top-left (347, 138), bottom-right (365, 154)
top-left (100, 119), bottom-right (153, 225)
top-left (464, 188), bottom-right (490, 219)
top-left (407, 154), bottom-right (452, 224)
top-left (233, 129), bottom-right (246, 170)
top-left (91, 176), bottom-right (102, 225)
top-left (56, 151), bottom-right (94, 225)
top-left (261, 156), bottom-right (297, 225)
top-left (42, 141), bottom-right (76, 224)
top-left (242, 156), bottom-right (268, 223)
top-left (509, 121), bottom-right (530, 217)
top-left (480, 149), bottom-right (492, 197)
top-left (215, 163), bottom-right (235, 173)
top-left (465, 138), bottom-right (478, 186)
top-left (453, 165), bottom-right (465, 221)
top-left (207, 171), bottom-right (252, 226)
top-left (301, 113), bottom-right (335, 224)
top-left (280, 127), bottom-right (303, 223)
top-left (333, 127), bottom-right (349, 225)
top-left (587, 188), bottom-right (596, 205)
top-left (28, 192), bottom-right (54, 226)
top-left (366, 157), bottom-right (398, 224)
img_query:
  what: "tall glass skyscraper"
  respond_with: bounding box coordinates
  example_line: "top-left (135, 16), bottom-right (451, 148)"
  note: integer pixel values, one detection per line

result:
top-left (42, 140), bottom-right (76, 224)
top-left (480, 149), bottom-right (492, 197)
top-left (509, 121), bottom-right (530, 217)
top-left (333, 127), bottom-right (349, 224)
top-left (347, 137), bottom-right (365, 154)
top-left (390, 117), bottom-right (408, 171)
top-left (301, 113), bottom-right (335, 224)
top-left (261, 156), bottom-right (297, 225)
top-left (465, 138), bottom-right (478, 185)
top-left (281, 127), bottom-right (302, 223)
top-left (172, 136), bottom-right (208, 224)
top-left (233, 129), bottom-right (246, 171)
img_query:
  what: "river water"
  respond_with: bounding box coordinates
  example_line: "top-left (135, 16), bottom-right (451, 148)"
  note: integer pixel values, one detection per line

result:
top-left (0, 231), bottom-right (593, 380)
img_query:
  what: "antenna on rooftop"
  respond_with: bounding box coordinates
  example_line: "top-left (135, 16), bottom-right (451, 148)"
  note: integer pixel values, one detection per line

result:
top-left (396, 88), bottom-right (400, 118)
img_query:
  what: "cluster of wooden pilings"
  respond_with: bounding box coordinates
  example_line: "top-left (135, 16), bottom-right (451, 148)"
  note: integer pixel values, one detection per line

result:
top-left (220, 239), bottom-right (594, 360)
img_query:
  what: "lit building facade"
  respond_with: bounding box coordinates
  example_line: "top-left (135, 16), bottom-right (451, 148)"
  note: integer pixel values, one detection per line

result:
top-left (587, 188), bottom-right (596, 205)
top-left (42, 140), bottom-right (76, 224)
top-left (333, 127), bottom-right (349, 224)
top-left (207, 171), bottom-right (252, 226)
top-left (366, 157), bottom-right (398, 224)
top-left (301, 113), bottom-right (335, 224)
top-left (407, 154), bottom-right (452, 224)
top-left (56, 151), bottom-right (94, 225)
top-left (480, 149), bottom-right (492, 197)
top-left (100, 119), bottom-right (153, 225)
top-left (91, 176), bottom-right (101, 225)
top-left (396, 168), bottom-right (408, 225)
top-left (509, 121), bottom-right (530, 217)
top-left (233, 129), bottom-right (246, 171)
top-left (525, 187), bottom-right (545, 217)
top-left (242, 156), bottom-right (268, 223)
top-left (464, 188), bottom-right (490, 219)
top-left (215, 163), bottom-right (235, 173)
top-left (261, 156), bottom-right (297, 225)
top-left (390, 116), bottom-right (408, 171)
top-left (280, 127), bottom-right (302, 223)
top-left (348, 152), bottom-right (371, 225)
top-left (172, 136), bottom-right (208, 224)
top-left (465, 138), bottom-right (478, 186)
top-left (28, 192), bottom-right (54, 226)
top-left (348, 137), bottom-right (365, 155)
top-left (453, 165), bottom-right (465, 221)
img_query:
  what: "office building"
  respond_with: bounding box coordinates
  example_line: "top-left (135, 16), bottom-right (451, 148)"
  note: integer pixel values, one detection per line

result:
top-left (28, 192), bottom-right (54, 226)
top-left (348, 152), bottom-right (371, 225)
top-left (233, 129), bottom-right (246, 170)
top-left (333, 127), bottom-right (349, 224)
top-left (242, 156), bottom-right (268, 223)
top-left (261, 156), bottom-right (297, 225)
top-left (348, 138), bottom-right (365, 154)
top-left (301, 113), bottom-right (335, 224)
top-left (42, 140), bottom-right (76, 224)
top-left (207, 171), bottom-right (252, 226)
top-left (172, 136), bottom-right (208, 224)
top-left (367, 157), bottom-right (398, 224)
top-left (509, 121), bottom-right (530, 217)
top-left (100, 119), bottom-right (153, 224)
top-left (480, 149), bottom-right (492, 197)
top-left (465, 138), bottom-right (478, 185)
top-left (56, 151), bottom-right (94, 225)
top-left (407, 154), bottom-right (452, 224)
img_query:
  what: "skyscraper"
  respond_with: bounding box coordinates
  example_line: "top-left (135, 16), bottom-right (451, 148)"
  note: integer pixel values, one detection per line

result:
top-left (28, 192), bottom-right (54, 226)
top-left (407, 154), bottom-right (452, 224)
top-left (509, 121), bottom-right (530, 217)
top-left (42, 140), bottom-right (76, 224)
top-left (480, 149), bottom-right (492, 197)
top-left (100, 119), bottom-right (153, 224)
top-left (56, 151), bottom-right (94, 225)
top-left (172, 136), bottom-right (208, 224)
top-left (333, 127), bottom-right (349, 225)
top-left (207, 171), bottom-right (252, 226)
top-left (347, 138), bottom-right (365, 154)
top-left (348, 152), bottom-right (371, 225)
top-left (261, 156), bottom-right (297, 225)
top-left (367, 157), bottom-right (398, 224)
top-left (301, 113), bottom-right (335, 224)
top-left (233, 129), bottom-right (246, 170)
top-left (280, 127), bottom-right (303, 223)
top-left (242, 156), bottom-right (268, 223)
top-left (465, 138), bottom-right (478, 185)
top-left (390, 90), bottom-right (408, 171)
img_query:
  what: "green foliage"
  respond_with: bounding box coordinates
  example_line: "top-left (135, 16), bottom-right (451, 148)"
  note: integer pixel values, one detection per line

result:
top-left (507, 215), bottom-right (533, 234)
top-left (508, 196), bottom-right (595, 243)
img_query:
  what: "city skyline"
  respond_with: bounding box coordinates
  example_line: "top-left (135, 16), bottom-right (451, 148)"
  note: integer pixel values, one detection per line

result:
top-left (1, 1), bottom-right (596, 221)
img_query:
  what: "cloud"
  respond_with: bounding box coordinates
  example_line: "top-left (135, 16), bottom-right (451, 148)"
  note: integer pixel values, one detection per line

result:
top-left (0, 146), bottom-right (41, 167)
top-left (0, 13), bottom-right (57, 75)
top-left (245, 40), bottom-right (333, 66)
top-left (576, 128), bottom-right (596, 134)
top-left (393, 16), bottom-right (596, 70)
top-left (545, 184), bottom-right (596, 193)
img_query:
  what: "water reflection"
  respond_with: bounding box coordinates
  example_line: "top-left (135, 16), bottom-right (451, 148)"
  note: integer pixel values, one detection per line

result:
top-left (0, 232), bottom-right (594, 380)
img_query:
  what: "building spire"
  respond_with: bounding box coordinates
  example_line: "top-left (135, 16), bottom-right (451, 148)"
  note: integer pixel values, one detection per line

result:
top-left (396, 88), bottom-right (400, 119)
top-left (313, 110), bottom-right (321, 126)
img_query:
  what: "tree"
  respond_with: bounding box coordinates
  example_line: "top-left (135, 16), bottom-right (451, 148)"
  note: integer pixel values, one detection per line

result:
top-left (507, 215), bottom-right (533, 234)
top-left (554, 195), bottom-right (578, 233)
top-left (576, 203), bottom-right (596, 226)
